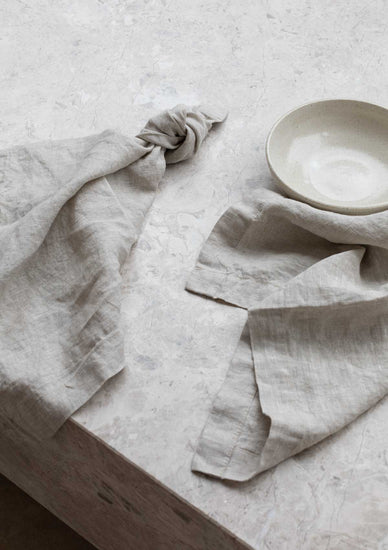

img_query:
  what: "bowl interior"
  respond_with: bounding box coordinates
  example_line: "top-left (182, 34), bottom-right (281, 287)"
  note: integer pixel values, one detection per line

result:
top-left (267, 100), bottom-right (388, 214)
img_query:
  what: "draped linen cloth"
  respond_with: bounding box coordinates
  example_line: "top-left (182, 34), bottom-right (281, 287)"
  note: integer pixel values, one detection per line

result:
top-left (0, 104), bottom-right (225, 439)
top-left (186, 186), bottom-right (388, 481)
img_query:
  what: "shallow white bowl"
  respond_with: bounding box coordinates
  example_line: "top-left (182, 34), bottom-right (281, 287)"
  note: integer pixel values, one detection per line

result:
top-left (266, 99), bottom-right (388, 214)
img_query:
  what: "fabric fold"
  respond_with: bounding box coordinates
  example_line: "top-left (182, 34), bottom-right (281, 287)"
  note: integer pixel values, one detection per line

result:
top-left (187, 187), bottom-right (388, 481)
top-left (0, 104), bottom-right (225, 439)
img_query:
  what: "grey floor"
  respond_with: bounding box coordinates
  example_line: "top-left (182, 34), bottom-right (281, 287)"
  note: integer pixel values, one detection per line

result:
top-left (0, 474), bottom-right (96, 550)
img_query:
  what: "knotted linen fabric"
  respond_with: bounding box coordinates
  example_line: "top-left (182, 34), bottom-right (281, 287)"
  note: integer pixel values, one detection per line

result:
top-left (0, 104), bottom-right (226, 439)
top-left (186, 187), bottom-right (388, 481)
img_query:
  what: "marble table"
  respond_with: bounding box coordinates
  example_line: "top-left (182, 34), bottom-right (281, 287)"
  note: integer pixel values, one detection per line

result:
top-left (1, 1), bottom-right (388, 549)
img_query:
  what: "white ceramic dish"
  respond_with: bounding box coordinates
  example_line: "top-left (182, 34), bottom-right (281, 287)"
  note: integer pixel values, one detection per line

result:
top-left (266, 99), bottom-right (388, 214)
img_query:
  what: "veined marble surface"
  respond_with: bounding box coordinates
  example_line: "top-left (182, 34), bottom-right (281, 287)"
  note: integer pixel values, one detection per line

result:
top-left (2, 0), bottom-right (388, 548)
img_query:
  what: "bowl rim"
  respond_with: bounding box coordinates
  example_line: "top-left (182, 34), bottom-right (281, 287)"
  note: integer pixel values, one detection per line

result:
top-left (265, 98), bottom-right (388, 215)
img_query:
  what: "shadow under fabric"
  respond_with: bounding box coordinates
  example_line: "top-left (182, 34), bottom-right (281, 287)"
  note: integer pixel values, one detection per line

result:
top-left (0, 104), bottom-right (226, 439)
top-left (186, 187), bottom-right (388, 481)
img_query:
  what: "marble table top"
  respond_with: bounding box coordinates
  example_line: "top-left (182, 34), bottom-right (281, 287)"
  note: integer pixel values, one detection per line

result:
top-left (2, 0), bottom-right (388, 548)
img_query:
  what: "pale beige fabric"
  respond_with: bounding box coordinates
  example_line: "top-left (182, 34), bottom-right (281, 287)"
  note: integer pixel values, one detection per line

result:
top-left (187, 186), bottom-right (388, 481)
top-left (0, 104), bottom-right (225, 439)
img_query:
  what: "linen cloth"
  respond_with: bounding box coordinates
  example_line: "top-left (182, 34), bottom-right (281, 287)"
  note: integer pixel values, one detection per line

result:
top-left (187, 186), bottom-right (388, 481)
top-left (0, 104), bottom-right (225, 439)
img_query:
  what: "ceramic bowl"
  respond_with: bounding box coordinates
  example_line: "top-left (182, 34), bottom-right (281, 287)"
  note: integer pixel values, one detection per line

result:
top-left (266, 99), bottom-right (388, 214)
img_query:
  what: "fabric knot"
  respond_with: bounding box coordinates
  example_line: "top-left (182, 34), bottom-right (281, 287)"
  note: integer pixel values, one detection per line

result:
top-left (137, 104), bottom-right (227, 164)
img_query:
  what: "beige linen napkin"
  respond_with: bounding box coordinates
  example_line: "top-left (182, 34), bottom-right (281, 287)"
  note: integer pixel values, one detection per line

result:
top-left (0, 104), bottom-right (226, 439)
top-left (186, 186), bottom-right (388, 481)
